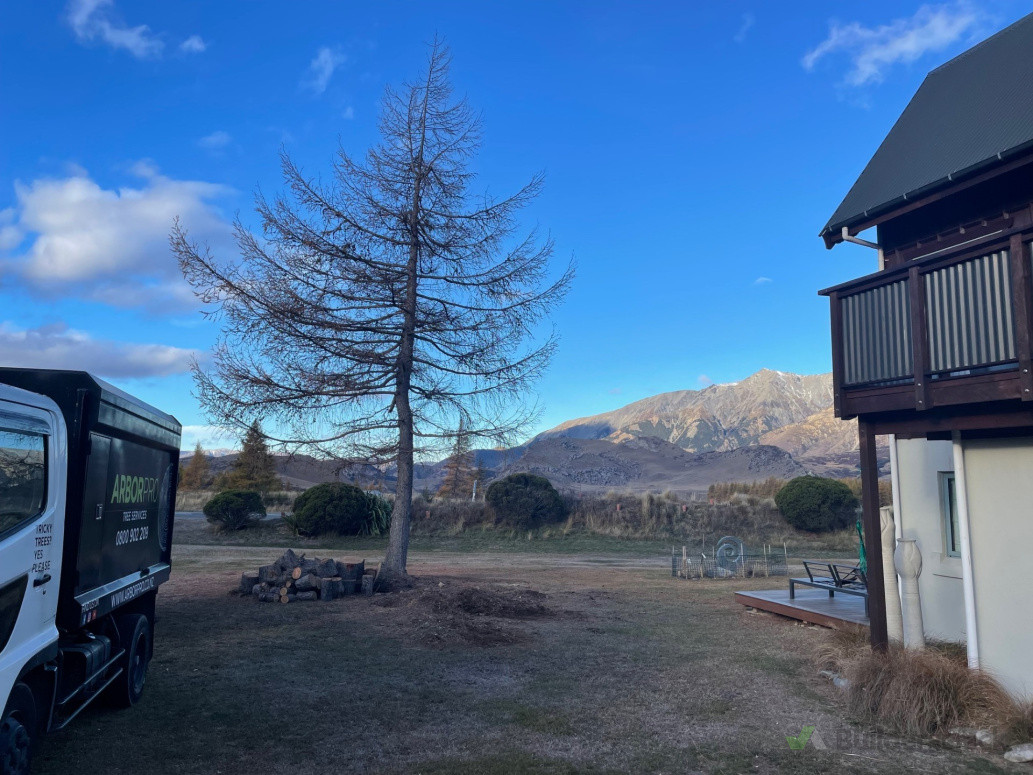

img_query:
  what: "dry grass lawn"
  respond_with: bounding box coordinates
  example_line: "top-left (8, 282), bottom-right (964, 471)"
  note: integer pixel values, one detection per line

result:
top-left (31, 541), bottom-right (1021, 774)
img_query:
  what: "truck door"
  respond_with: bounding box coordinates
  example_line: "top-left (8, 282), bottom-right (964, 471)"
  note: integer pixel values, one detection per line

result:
top-left (0, 396), bottom-right (65, 688)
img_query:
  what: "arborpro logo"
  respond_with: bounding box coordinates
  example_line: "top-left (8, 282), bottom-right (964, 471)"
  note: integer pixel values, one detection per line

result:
top-left (110, 474), bottom-right (160, 505)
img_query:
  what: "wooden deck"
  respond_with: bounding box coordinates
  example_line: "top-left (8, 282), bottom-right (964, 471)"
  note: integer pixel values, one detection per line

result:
top-left (735, 587), bottom-right (869, 629)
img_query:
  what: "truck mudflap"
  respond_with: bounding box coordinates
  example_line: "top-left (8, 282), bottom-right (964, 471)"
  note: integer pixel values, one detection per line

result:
top-left (72, 563), bottom-right (170, 627)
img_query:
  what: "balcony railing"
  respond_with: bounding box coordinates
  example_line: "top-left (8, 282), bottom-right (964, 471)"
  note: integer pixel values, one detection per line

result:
top-left (822, 230), bottom-right (1033, 418)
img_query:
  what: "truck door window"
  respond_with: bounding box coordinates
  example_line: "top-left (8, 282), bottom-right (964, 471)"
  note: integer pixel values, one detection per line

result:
top-left (0, 428), bottom-right (47, 536)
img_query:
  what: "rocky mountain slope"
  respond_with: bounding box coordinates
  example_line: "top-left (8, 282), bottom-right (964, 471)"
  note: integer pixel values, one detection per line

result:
top-left (499, 436), bottom-right (804, 493)
top-left (537, 369), bottom-right (876, 468)
top-left (186, 369), bottom-right (880, 494)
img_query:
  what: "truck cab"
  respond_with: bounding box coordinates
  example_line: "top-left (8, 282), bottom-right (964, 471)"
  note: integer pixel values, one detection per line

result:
top-left (0, 384), bottom-right (66, 774)
top-left (0, 371), bottom-right (180, 775)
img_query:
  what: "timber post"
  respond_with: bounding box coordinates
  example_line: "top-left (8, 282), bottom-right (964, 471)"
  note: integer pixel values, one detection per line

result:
top-left (859, 420), bottom-right (889, 650)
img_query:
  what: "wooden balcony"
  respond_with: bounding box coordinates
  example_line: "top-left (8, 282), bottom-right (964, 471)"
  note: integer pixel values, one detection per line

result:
top-left (821, 227), bottom-right (1033, 422)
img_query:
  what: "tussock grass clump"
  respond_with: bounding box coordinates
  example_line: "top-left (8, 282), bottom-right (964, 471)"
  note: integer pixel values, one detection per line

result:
top-left (816, 629), bottom-right (1030, 742)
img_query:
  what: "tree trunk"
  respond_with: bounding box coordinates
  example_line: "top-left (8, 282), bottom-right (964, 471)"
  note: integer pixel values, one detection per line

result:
top-left (383, 207), bottom-right (420, 580)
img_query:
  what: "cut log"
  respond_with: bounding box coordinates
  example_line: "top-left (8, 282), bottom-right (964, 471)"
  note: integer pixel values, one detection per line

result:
top-left (319, 577), bottom-right (345, 601)
top-left (240, 571), bottom-right (261, 594)
top-left (291, 566), bottom-right (303, 580)
top-left (294, 574), bottom-right (320, 592)
top-left (336, 560), bottom-right (365, 581)
top-left (296, 591), bottom-right (318, 602)
top-left (361, 574), bottom-right (374, 597)
top-left (258, 592), bottom-right (279, 602)
top-left (315, 558), bottom-right (338, 578)
top-left (277, 549), bottom-right (302, 571)
top-left (250, 583), bottom-right (262, 597)
top-left (258, 564), bottom-right (280, 584)
top-left (300, 558), bottom-right (320, 575)
top-left (280, 592), bottom-right (297, 604)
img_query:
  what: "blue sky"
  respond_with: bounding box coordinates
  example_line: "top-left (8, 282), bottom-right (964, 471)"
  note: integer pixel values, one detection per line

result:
top-left (1, 1), bottom-right (1029, 450)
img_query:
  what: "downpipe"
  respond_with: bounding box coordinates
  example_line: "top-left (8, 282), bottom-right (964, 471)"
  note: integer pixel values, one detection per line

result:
top-left (952, 431), bottom-right (980, 669)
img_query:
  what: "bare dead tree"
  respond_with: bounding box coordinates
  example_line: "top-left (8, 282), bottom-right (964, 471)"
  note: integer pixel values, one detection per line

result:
top-left (170, 39), bottom-right (573, 579)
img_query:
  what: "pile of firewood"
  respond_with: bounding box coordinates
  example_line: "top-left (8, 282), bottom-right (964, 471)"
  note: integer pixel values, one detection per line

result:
top-left (239, 549), bottom-right (367, 603)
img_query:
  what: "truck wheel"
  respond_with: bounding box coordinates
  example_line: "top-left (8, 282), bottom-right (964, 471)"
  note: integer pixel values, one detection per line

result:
top-left (108, 614), bottom-right (151, 708)
top-left (0, 683), bottom-right (35, 775)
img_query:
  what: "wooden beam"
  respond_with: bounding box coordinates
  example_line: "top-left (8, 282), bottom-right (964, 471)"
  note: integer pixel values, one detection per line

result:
top-left (1009, 233), bottom-right (1033, 400)
top-left (858, 420), bottom-right (889, 651)
top-left (867, 405), bottom-right (1033, 436)
top-left (909, 266), bottom-right (930, 411)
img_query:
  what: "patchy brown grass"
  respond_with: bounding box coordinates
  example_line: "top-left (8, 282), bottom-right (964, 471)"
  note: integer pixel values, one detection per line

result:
top-left (30, 544), bottom-right (1020, 775)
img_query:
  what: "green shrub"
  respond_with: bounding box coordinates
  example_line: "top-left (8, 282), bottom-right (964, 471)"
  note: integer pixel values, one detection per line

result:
top-left (203, 489), bottom-right (266, 531)
top-left (775, 476), bottom-right (858, 533)
top-left (289, 483), bottom-right (391, 537)
top-left (486, 473), bottom-right (566, 530)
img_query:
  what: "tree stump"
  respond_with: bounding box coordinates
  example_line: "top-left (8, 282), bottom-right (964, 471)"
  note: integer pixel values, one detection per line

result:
top-left (240, 571), bottom-right (261, 594)
top-left (361, 575), bottom-right (374, 597)
top-left (315, 558), bottom-right (338, 578)
top-left (319, 577), bottom-right (345, 601)
top-left (336, 560), bottom-right (365, 581)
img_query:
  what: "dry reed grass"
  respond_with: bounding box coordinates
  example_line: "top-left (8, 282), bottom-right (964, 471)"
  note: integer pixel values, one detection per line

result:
top-left (816, 628), bottom-right (1033, 743)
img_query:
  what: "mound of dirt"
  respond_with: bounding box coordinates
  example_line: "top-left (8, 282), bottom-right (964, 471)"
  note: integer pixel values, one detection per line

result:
top-left (439, 587), bottom-right (551, 619)
top-left (369, 578), bottom-right (553, 647)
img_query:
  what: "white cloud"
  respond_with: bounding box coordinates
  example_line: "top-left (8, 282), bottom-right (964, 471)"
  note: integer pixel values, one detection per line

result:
top-left (180, 425), bottom-right (235, 452)
top-left (65, 0), bottom-right (164, 59)
top-left (803, 3), bottom-right (983, 87)
top-left (342, 106), bottom-right (355, 120)
top-left (1, 164), bottom-right (232, 310)
top-left (734, 13), bottom-right (755, 44)
top-left (754, 276), bottom-right (773, 285)
top-left (303, 46), bottom-right (345, 95)
top-left (697, 375), bottom-right (715, 388)
top-left (0, 322), bottom-right (198, 378)
top-left (198, 130), bottom-right (232, 150)
top-left (179, 35), bottom-right (206, 54)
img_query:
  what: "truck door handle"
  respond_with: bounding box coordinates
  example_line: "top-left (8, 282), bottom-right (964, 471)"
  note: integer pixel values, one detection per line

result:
top-left (33, 574), bottom-right (52, 587)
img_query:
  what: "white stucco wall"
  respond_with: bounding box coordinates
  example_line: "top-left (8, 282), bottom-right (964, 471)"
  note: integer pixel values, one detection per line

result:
top-left (893, 438), bottom-right (966, 641)
top-left (961, 438), bottom-right (1033, 700)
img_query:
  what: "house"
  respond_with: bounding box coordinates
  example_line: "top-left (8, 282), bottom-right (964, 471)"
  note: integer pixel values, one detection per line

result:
top-left (819, 13), bottom-right (1033, 699)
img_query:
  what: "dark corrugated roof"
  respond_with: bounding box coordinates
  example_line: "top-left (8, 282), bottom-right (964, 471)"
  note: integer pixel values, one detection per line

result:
top-left (822, 12), bottom-right (1033, 241)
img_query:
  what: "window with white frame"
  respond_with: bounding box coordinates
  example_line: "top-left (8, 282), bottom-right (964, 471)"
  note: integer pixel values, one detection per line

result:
top-left (939, 471), bottom-right (960, 558)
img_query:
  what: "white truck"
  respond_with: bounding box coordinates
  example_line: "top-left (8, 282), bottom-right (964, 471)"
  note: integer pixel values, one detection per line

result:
top-left (0, 370), bottom-right (180, 775)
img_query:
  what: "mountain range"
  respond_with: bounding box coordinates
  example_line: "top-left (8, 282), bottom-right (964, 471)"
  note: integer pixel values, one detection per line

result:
top-left (188, 369), bottom-right (883, 494)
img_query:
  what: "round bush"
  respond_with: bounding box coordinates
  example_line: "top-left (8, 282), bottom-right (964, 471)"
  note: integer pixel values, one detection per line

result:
top-left (290, 483), bottom-right (391, 537)
top-left (203, 490), bottom-right (266, 531)
top-left (775, 476), bottom-right (859, 533)
top-left (486, 473), bottom-right (566, 530)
